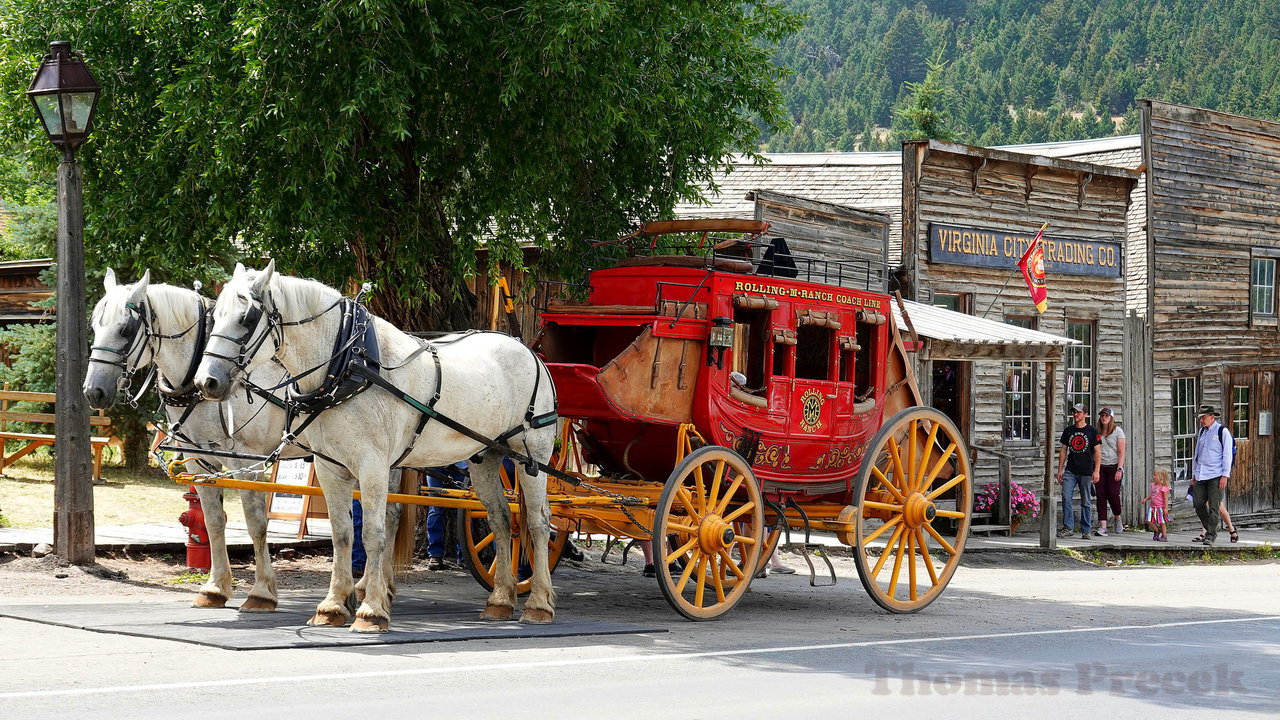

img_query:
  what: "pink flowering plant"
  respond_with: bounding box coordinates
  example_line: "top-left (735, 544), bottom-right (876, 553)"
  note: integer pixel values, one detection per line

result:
top-left (973, 481), bottom-right (1041, 521)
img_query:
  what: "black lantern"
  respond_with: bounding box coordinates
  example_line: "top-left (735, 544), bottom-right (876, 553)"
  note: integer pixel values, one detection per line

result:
top-left (26, 41), bottom-right (100, 158)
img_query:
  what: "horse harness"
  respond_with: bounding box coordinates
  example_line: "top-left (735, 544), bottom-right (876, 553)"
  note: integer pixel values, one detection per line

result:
top-left (230, 292), bottom-right (560, 477)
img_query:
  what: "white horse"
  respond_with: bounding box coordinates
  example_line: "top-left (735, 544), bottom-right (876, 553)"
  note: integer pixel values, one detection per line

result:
top-left (83, 270), bottom-right (398, 613)
top-left (195, 261), bottom-right (558, 631)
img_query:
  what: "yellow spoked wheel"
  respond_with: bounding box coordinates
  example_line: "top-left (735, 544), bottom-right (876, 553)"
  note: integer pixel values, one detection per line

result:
top-left (654, 446), bottom-right (764, 621)
top-left (458, 468), bottom-right (571, 596)
top-left (852, 407), bottom-right (971, 613)
top-left (750, 509), bottom-right (785, 578)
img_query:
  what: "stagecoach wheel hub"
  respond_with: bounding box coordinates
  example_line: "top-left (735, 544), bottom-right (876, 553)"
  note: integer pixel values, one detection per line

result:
top-left (904, 492), bottom-right (937, 529)
top-left (698, 514), bottom-right (736, 554)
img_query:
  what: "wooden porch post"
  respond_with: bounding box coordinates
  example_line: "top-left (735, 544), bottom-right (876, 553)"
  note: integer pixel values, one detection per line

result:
top-left (1040, 361), bottom-right (1058, 549)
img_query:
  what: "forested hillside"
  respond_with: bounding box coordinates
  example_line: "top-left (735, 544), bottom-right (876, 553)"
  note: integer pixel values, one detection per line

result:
top-left (767, 0), bottom-right (1280, 151)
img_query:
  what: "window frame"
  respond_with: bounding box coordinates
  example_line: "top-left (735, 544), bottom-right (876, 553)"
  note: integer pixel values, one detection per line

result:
top-left (1250, 248), bottom-right (1280, 325)
top-left (1170, 376), bottom-right (1199, 484)
top-left (1231, 385), bottom-right (1251, 440)
top-left (1002, 315), bottom-right (1037, 443)
top-left (1064, 319), bottom-right (1096, 417)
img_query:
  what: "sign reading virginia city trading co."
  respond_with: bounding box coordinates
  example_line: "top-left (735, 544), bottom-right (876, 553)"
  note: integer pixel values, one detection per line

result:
top-left (928, 223), bottom-right (1122, 278)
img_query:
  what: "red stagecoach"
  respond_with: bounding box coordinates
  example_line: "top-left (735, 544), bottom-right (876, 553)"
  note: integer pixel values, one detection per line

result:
top-left (461, 219), bottom-right (972, 619)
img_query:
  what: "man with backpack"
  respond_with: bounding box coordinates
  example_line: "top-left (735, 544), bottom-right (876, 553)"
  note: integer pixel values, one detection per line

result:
top-left (1191, 404), bottom-right (1233, 546)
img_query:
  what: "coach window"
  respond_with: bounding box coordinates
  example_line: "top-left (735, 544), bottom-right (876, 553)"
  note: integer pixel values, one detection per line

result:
top-left (795, 309), bottom-right (839, 381)
top-left (772, 329), bottom-right (795, 377)
top-left (854, 314), bottom-right (879, 398)
top-left (838, 336), bottom-right (856, 383)
top-left (731, 306), bottom-right (770, 394)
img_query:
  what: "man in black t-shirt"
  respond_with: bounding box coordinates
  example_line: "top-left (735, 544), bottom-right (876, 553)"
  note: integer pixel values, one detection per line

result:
top-left (1056, 403), bottom-right (1101, 539)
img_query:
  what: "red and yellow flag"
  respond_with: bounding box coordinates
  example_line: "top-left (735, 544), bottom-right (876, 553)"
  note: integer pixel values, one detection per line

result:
top-left (1018, 223), bottom-right (1049, 313)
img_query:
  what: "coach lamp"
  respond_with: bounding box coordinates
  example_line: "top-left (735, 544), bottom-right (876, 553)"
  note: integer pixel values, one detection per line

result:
top-left (27, 41), bottom-right (101, 160)
top-left (707, 316), bottom-right (734, 368)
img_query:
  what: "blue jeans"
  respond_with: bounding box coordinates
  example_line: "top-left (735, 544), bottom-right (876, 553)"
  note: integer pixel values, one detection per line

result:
top-left (351, 499), bottom-right (366, 572)
top-left (1061, 471), bottom-right (1094, 534)
top-left (425, 473), bottom-right (448, 560)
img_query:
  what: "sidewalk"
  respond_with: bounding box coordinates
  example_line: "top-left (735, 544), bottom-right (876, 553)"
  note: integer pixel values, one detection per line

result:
top-left (2, 520), bottom-right (1275, 557)
top-left (0, 519), bottom-right (333, 555)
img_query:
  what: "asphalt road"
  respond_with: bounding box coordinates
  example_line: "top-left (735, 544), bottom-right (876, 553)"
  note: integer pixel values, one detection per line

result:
top-left (2, 552), bottom-right (1277, 718)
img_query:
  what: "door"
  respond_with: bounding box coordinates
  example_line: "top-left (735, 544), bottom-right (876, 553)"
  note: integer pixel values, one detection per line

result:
top-left (1225, 370), bottom-right (1274, 514)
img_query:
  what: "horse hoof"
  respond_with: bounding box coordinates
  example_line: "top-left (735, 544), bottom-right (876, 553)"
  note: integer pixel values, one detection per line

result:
top-left (479, 604), bottom-right (515, 621)
top-left (519, 608), bottom-right (555, 624)
top-left (351, 616), bottom-right (389, 633)
top-left (307, 611), bottom-right (349, 627)
top-left (192, 592), bottom-right (228, 609)
top-left (238, 596), bottom-right (278, 613)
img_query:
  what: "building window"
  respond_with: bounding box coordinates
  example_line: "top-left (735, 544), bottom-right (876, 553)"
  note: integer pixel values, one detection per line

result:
top-left (1003, 316), bottom-right (1036, 441)
top-left (1171, 376), bottom-right (1199, 483)
top-left (1251, 257), bottom-right (1276, 317)
top-left (933, 292), bottom-right (970, 313)
top-left (1065, 320), bottom-right (1094, 415)
top-left (1231, 385), bottom-right (1251, 439)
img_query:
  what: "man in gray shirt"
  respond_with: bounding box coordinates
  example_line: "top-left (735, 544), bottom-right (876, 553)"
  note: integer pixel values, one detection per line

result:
top-left (1191, 404), bottom-right (1233, 546)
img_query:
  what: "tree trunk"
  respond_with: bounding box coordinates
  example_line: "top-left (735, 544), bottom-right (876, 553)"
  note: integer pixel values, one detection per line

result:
top-left (350, 143), bottom-right (477, 333)
top-left (122, 425), bottom-right (151, 471)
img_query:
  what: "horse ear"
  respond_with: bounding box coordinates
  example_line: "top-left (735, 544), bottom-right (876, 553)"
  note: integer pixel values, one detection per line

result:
top-left (104, 268), bottom-right (117, 290)
top-left (233, 262), bottom-right (246, 278)
top-left (129, 270), bottom-right (150, 304)
top-left (252, 259), bottom-right (275, 295)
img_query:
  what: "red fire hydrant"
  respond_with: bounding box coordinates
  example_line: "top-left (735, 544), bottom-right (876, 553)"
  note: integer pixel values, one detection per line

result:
top-left (178, 485), bottom-right (211, 571)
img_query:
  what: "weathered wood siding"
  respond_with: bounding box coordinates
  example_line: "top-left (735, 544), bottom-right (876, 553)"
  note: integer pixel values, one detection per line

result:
top-left (1143, 100), bottom-right (1280, 514)
top-left (902, 140), bottom-right (1139, 512)
top-left (749, 190), bottom-right (890, 292)
top-left (0, 259), bottom-right (53, 325)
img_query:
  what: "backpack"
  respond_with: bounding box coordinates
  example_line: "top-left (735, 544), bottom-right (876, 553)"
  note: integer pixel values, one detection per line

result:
top-left (1216, 425), bottom-right (1238, 461)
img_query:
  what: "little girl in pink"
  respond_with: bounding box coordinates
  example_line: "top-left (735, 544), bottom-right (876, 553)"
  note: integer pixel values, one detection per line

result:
top-left (1141, 469), bottom-right (1172, 541)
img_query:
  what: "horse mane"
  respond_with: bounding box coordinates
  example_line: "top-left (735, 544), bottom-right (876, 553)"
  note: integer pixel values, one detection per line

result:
top-left (146, 283), bottom-right (205, 334)
top-left (268, 273), bottom-right (342, 321)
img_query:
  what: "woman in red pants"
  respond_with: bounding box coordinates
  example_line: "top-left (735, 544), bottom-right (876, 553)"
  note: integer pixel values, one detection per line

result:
top-left (1095, 407), bottom-right (1127, 535)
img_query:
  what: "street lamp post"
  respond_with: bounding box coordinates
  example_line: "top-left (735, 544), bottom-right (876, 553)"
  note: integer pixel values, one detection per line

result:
top-left (27, 41), bottom-right (101, 564)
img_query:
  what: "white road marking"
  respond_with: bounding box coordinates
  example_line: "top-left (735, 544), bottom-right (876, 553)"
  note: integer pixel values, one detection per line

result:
top-left (3, 615), bottom-right (1277, 699)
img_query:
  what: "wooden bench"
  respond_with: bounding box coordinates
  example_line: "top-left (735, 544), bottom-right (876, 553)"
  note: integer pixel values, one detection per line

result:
top-left (0, 384), bottom-right (113, 482)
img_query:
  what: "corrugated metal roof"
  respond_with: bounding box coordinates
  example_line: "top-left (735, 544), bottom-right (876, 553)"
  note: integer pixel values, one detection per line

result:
top-left (994, 134), bottom-right (1141, 158)
top-left (893, 299), bottom-right (1078, 355)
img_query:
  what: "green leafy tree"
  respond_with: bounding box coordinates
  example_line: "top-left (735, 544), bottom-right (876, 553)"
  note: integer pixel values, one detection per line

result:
top-left (891, 57), bottom-right (959, 143)
top-left (0, 1), bottom-right (800, 331)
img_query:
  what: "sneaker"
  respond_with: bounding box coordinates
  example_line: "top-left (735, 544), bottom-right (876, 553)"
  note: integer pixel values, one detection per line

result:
top-left (1202, 536), bottom-right (1216, 546)
top-left (642, 563), bottom-right (657, 578)
top-left (770, 565), bottom-right (796, 575)
top-left (1056, 527), bottom-right (1075, 538)
top-left (1153, 532), bottom-right (1160, 541)
top-left (1157, 533), bottom-right (1168, 542)
top-left (754, 567), bottom-right (768, 579)
top-left (562, 542), bottom-right (585, 562)
top-left (1080, 532), bottom-right (1091, 540)
top-left (1113, 518), bottom-right (1124, 534)
top-left (1096, 526), bottom-right (1108, 537)
top-left (427, 557), bottom-right (446, 571)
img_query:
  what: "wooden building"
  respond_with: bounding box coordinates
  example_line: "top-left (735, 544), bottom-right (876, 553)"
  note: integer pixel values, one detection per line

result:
top-left (899, 141), bottom-right (1139, 504)
top-left (677, 142), bottom-right (1140, 527)
top-left (1129, 101), bottom-right (1280, 517)
top-left (0, 258), bottom-right (54, 325)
